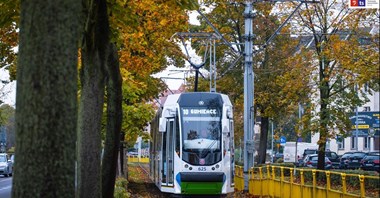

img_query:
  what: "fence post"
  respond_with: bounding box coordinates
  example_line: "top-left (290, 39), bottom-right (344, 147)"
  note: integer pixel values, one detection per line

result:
top-left (312, 170), bottom-right (316, 198)
top-left (240, 166), bottom-right (244, 191)
top-left (281, 167), bottom-right (284, 197)
top-left (341, 173), bottom-right (347, 194)
top-left (259, 167), bottom-right (263, 197)
top-left (359, 175), bottom-right (365, 198)
top-left (290, 168), bottom-right (294, 196)
top-left (266, 165), bottom-right (271, 197)
top-left (326, 171), bottom-right (331, 198)
top-left (249, 167), bottom-right (254, 194)
top-left (272, 166), bottom-right (276, 197)
top-left (326, 171), bottom-right (331, 190)
top-left (300, 170), bottom-right (304, 198)
top-left (281, 167), bottom-right (284, 181)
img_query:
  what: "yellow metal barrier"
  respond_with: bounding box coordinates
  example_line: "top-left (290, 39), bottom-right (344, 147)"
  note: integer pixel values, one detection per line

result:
top-left (237, 165), bottom-right (380, 198)
top-left (127, 156), bottom-right (149, 163)
top-left (234, 165), bottom-right (245, 191)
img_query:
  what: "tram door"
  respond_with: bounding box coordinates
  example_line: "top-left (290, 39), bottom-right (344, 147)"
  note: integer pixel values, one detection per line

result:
top-left (161, 119), bottom-right (175, 186)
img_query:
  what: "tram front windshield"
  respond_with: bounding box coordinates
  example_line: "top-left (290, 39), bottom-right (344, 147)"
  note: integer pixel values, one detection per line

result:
top-left (181, 107), bottom-right (222, 166)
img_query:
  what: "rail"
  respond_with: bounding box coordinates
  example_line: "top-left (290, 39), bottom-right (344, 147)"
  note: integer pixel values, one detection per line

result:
top-left (234, 165), bottom-right (380, 198)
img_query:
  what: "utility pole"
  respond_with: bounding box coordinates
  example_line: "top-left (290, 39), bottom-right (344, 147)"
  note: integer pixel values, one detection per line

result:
top-left (243, 1), bottom-right (255, 172)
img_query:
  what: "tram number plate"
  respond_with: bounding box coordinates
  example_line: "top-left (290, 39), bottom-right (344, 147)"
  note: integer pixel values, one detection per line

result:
top-left (198, 167), bottom-right (206, 171)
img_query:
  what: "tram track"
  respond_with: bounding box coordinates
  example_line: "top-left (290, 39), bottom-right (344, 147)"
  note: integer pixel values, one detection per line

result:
top-left (137, 162), bottom-right (150, 176)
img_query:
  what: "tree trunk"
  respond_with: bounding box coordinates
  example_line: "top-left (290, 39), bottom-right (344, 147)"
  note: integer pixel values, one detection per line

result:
top-left (77, 0), bottom-right (109, 197)
top-left (13, 0), bottom-right (80, 197)
top-left (317, 58), bottom-right (329, 170)
top-left (77, 46), bottom-right (104, 198)
top-left (258, 116), bottom-right (269, 164)
top-left (120, 140), bottom-right (125, 176)
top-left (101, 43), bottom-right (123, 198)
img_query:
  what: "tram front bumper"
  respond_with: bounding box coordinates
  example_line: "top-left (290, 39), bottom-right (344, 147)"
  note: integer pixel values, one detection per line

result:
top-left (178, 172), bottom-right (225, 195)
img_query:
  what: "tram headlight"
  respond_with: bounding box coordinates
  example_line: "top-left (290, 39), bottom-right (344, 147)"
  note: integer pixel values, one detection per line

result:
top-left (184, 164), bottom-right (189, 168)
top-left (215, 164), bottom-right (220, 169)
top-left (189, 167), bottom-right (192, 170)
top-left (212, 167), bottom-right (215, 170)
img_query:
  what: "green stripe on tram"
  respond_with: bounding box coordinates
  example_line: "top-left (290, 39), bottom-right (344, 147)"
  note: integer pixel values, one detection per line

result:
top-left (181, 182), bottom-right (223, 195)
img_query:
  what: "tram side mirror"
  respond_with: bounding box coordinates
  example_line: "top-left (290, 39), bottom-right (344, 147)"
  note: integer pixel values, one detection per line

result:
top-left (159, 118), bottom-right (167, 132)
top-left (222, 118), bottom-right (230, 133)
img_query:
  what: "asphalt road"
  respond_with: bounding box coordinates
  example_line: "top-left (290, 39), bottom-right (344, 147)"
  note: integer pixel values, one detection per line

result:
top-left (0, 175), bottom-right (12, 198)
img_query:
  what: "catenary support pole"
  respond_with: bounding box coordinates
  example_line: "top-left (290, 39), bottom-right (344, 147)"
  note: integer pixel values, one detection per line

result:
top-left (243, 1), bottom-right (255, 172)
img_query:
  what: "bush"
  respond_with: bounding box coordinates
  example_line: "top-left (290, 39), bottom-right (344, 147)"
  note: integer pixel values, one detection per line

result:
top-left (330, 169), bottom-right (379, 189)
top-left (114, 177), bottom-right (130, 198)
top-left (276, 158), bottom-right (284, 163)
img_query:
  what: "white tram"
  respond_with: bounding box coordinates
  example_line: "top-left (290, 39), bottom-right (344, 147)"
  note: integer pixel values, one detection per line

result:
top-left (150, 92), bottom-right (235, 195)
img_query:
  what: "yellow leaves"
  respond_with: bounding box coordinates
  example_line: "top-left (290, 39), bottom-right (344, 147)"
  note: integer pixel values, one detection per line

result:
top-left (159, 18), bottom-right (168, 26)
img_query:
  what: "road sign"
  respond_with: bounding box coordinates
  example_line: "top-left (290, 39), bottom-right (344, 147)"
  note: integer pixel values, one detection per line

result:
top-left (280, 136), bottom-right (286, 146)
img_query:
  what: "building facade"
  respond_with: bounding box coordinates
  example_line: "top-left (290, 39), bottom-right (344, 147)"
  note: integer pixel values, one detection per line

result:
top-left (311, 92), bottom-right (380, 155)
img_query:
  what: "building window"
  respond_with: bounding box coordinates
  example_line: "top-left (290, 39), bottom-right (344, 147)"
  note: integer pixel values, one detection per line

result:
top-left (363, 106), bottom-right (371, 112)
top-left (351, 137), bottom-right (357, 150)
top-left (338, 139), bottom-right (345, 150)
top-left (364, 137), bottom-right (370, 150)
top-left (364, 83), bottom-right (369, 92)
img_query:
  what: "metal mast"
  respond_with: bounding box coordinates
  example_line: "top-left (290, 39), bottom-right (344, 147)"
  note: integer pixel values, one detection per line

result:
top-left (243, 1), bottom-right (255, 172)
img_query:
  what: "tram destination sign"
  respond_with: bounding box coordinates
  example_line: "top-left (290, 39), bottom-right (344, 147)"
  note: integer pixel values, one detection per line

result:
top-left (182, 108), bottom-right (219, 116)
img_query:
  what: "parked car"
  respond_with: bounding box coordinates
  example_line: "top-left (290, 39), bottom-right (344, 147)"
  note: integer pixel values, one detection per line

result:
top-left (0, 153), bottom-right (13, 177)
top-left (303, 149), bottom-right (317, 158)
top-left (302, 149), bottom-right (340, 168)
top-left (360, 154), bottom-right (380, 172)
top-left (339, 152), bottom-right (354, 169)
top-left (347, 152), bottom-right (367, 169)
top-left (303, 154), bottom-right (332, 169)
top-left (273, 152), bottom-right (284, 162)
